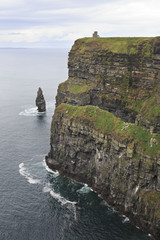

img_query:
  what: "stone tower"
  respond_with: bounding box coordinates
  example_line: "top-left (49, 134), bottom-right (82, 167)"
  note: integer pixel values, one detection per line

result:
top-left (92, 31), bottom-right (100, 38)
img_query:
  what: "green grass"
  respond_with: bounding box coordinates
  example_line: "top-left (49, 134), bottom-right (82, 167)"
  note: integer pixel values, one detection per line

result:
top-left (58, 80), bottom-right (90, 94)
top-left (59, 79), bottom-right (160, 124)
top-left (125, 94), bottom-right (160, 123)
top-left (117, 87), bottom-right (160, 122)
top-left (126, 99), bottom-right (144, 113)
top-left (71, 37), bottom-right (154, 55)
top-left (58, 80), bottom-right (69, 92)
top-left (68, 84), bottom-right (90, 94)
top-left (141, 95), bottom-right (160, 121)
top-left (55, 103), bottom-right (160, 157)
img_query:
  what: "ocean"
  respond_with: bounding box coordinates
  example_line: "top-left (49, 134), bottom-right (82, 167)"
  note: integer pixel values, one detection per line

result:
top-left (0, 48), bottom-right (153, 240)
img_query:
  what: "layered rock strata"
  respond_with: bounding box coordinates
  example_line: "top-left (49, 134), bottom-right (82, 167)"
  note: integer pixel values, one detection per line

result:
top-left (56, 37), bottom-right (160, 133)
top-left (46, 37), bottom-right (160, 239)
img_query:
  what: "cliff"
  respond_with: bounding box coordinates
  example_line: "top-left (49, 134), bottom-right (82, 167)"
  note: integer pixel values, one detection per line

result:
top-left (46, 37), bottom-right (160, 239)
top-left (56, 37), bottom-right (160, 132)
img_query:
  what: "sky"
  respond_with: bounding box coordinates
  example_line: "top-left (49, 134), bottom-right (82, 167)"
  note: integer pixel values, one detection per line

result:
top-left (0, 0), bottom-right (160, 48)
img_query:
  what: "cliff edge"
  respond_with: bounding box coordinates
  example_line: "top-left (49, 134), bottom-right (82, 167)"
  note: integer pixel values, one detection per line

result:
top-left (46, 37), bottom-right (160, 239)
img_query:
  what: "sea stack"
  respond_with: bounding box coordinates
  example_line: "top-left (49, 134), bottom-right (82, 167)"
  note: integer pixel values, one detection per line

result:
top-left (35, 87), bottom-right (46, 112)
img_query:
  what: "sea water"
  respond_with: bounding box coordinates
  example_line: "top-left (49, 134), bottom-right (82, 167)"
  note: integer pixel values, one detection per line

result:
top-left (0, 48), bottom-right (153, 240)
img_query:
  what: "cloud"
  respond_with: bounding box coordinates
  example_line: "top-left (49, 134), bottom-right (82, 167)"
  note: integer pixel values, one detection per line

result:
top-left (0, 0), bottom-right (160, 47)
top-left (0, 0), bottom-right (25, 8)
top-left (8, 32), bottom-right (22, 35)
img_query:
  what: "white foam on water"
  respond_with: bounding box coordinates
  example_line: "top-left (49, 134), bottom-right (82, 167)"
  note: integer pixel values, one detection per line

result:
top-left (19, 163), bottom-right (41, 184)
top-left (50, 190), bottom-right (77, 221)
top-left (19, 107), bottom-right (42, 116)
top-left (43, 160), bottom-right (59, 177)
top-left (77, 184), bottom-right (92, 194)
top-left (42, 185), bottom-right (51, 193)
top-left (19, 158), bottom-right (77, 221)
top-left (42, 184), bottom-right (77, 220)
top-left (122, 217), bottom-right (130, 223)
top-left (43, 184), bottom-right (77, 206)
top-left (148, 233), bottom-right (153, 239)
top-left (19, 101), bottom-right (55, 117)
top-left (100, 200), bottom-right (109, 207)
top-left (27, 178), bottom-right (41, 184)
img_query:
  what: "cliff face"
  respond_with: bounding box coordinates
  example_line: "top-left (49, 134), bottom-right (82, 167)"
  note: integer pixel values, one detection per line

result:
top-left (56, 37), bottom-right (160, 133)
top-left (46, 37), bottom-right (160, 239)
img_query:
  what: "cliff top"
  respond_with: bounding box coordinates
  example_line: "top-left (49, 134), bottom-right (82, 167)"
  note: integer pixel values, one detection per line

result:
top-left (71, 37), bottom-right (160, 55)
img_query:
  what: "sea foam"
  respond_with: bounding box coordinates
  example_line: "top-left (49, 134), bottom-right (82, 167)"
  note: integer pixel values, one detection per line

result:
top-left (43, 160), bottom-right (59, 176)
top-left (43, 184), bottom-right (77, 206)
top-left (122, 216), bottom-right (130, 223)
top-left (77, 184), bottom-right (92, 194)
top-left (19, 101), bottom-right (55, 117)
top-left (19, 158), bottom-right (77, 221)
top-left (42, 184), bottom-right (77, 220)
top-left (19, 162), bottom-right (41, 184)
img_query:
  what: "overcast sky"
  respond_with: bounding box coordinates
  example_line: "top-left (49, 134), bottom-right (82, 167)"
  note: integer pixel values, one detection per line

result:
top-left (0, 0), bottom-right (160, 48)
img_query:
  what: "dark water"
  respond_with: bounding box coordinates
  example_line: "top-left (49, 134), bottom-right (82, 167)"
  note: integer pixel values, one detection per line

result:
top-left (0, 49), bottom-right (153, 240)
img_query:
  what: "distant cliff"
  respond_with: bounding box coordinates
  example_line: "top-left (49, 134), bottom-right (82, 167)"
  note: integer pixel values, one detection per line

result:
top-left (46, 37), bottom-right (160, 239)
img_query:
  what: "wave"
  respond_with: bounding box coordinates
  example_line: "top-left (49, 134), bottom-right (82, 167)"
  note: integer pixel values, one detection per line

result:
top-left (43, 184), bottom-right (77, 220)
top-left (19, 158), bottom-right (77, 220)
top-left (77, 184), bottom-right (92, 194)
top-left (19, 101), bottom-right (55, 117)
top-left (19, 161), bottom-right (75, 204)
top-left (122, 216), bottom-right (130, 223)
top-left (19, 106), bottom-right (44, 117)
top-left (43, 160), bottom-right (59, 177)
top-left (43, 184), bottom-right (77, 206)
top-left (19, 163), bottom-right (41, 184)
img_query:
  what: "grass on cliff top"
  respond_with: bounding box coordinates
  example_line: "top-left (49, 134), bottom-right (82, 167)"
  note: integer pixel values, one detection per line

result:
top-left (55, 103), bottom-right (160, 157)
top-left (71, 37), bottom-right (154, 55)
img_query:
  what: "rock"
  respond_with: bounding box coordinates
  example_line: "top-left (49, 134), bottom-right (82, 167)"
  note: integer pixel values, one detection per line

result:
top-left (35, 87), bottom-right (46, 112)
top-left (150, 137), bottom-right (158, 147)
top-left (127, 145), bottom-right (134, 158)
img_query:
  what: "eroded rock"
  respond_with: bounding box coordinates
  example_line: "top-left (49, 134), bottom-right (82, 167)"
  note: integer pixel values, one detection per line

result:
top-left (35, 87), bottom-right (46, 112)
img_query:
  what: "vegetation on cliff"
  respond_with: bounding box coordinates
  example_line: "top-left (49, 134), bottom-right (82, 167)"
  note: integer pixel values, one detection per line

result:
top-left (57, 36), bottom-right (160, 130)
top-left (55, 103), bottom-right (160, 157)
top-left (47, 36), bottom-right (160, 239)
top-left (71, 37), bottom-right (154, 56)
top-left (58, 79), bottom-right (91, 94)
